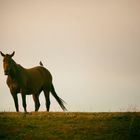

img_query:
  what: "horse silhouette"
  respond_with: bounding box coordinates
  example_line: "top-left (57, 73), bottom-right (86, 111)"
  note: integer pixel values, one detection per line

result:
top-left (0, 51), bottom-right (67, 112)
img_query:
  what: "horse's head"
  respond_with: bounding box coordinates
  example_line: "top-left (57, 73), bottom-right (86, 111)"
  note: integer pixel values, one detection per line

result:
top-left (0, 51), bottom-right (15, 75)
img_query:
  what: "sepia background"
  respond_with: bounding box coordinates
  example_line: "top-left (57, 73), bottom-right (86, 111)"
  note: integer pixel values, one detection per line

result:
top-left (0, 0), bottom-right (140, 112)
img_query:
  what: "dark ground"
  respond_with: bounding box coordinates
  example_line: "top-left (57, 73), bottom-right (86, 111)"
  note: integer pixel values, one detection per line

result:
top-left (0, 112), bottom-right (140, 140)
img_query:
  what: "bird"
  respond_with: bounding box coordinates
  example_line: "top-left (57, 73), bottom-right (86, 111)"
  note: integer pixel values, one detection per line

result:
top-left (39, 61), bottom-right (44, 66)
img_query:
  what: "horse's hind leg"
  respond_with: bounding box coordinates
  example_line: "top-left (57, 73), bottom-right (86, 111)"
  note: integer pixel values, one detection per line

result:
top-left (44, 90), bottom-right (50, 112)
top-left (32, 94), bottom-right (40, 111)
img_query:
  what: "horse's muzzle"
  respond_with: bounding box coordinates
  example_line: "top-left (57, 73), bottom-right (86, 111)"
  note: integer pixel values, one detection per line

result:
top-left (4, 70), bottom-right (9, 75)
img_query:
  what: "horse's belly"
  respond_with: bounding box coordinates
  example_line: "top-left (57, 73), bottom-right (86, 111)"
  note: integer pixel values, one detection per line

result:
top-left (26, 86), bottom-right (42, 95)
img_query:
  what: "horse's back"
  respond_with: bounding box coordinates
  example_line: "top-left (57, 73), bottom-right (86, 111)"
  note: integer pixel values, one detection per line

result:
top-left (27, 66), bottom-right (52, 78)
top-left (26, 66), bottom-right (52, 87)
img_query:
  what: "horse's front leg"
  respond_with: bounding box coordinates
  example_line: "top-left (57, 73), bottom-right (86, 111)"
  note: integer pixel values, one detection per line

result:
top-left (21, 93), bottom-right (27, 112)
top-left (12, 93), bottom-right (19, 112)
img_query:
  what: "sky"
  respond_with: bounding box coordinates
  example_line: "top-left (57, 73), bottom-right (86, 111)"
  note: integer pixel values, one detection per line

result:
top-left (0, 0), bottom-right (140, 112)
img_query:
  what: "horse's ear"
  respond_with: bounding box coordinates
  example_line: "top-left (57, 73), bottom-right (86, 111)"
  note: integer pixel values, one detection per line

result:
top-left (10, 51), bottom-right (15, 57)
top-left (0, 51), bottom-right (5, 57)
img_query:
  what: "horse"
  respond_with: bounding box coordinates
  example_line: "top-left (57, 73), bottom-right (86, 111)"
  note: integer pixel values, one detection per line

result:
top-left (0, 51), bottom-right (67, 112)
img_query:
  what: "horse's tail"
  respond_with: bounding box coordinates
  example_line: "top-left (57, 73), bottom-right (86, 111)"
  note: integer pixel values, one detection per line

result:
top-left (50, 84), bottom-right (67, 111)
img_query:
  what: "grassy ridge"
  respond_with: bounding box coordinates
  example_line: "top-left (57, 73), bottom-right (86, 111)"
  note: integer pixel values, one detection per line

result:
top-left (0, 112), bottom-right (140, 140)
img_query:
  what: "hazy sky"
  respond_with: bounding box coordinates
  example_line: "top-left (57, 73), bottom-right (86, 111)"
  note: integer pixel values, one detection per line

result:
top-left (0, 0), bottom-right (140, 112)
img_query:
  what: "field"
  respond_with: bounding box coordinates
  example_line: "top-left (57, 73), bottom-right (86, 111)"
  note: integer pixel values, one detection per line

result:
top-left (0, 112), bottom-right (140, 140)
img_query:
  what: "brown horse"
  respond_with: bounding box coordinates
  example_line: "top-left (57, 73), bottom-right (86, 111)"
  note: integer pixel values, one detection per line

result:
top-left (0, 51), bottom-right (67, 112)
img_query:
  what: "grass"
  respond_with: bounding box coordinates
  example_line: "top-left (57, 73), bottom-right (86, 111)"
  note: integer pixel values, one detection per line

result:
top-left (0, 112), bottom-right (140, 140)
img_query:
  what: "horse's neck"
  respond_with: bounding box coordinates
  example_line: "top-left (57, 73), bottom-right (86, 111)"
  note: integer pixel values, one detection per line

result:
top-left (10, 61), bottom-right (24, 79)
top-left (7, 62), bottom-right (26, 90)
